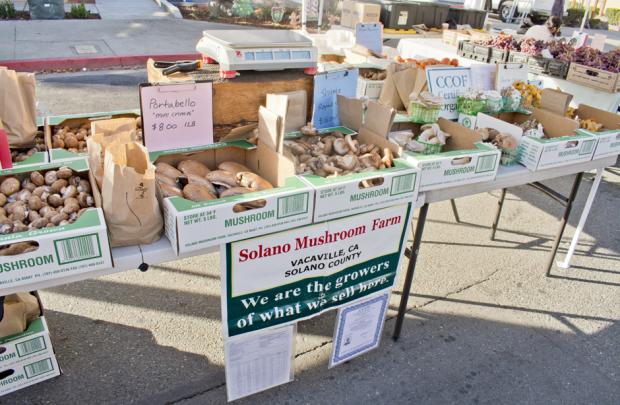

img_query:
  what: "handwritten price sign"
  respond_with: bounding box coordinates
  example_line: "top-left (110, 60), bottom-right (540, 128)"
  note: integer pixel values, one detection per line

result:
top-left (140, 82), bottom-right (214, 152)
top-left (311, 69), bottom-right (358, 129)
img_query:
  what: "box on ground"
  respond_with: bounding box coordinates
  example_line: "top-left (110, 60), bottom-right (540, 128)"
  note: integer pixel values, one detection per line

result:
top-left (0, 352), bottom-right (60, 396)
top-left (155, 141), bottom-right (314, 255)
top-left (0, 292), bottom-right (59, 397)
top-left (273, 96), bottom-right (420, 222)
top-left (403, 118), bottom-right (501, 192)
top-left (45, 109), bottom-right (141, 162)
top-left (342, 1), bottom-right (381, 28)
top-left (0, 159), bottom-right (112, 291)
top-left (497, 108), bottom-right (595, 171)
top-left (573, 104), bottom-right (620, 159)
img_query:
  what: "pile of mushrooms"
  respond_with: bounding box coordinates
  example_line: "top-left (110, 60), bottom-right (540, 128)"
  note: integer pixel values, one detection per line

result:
top-left (0, 167), bottom-right (95, 236)
top-left (477, 128), bottom-right (518, 150)
top-left (156, 160), bottom-right (273, 210)
top-left (389, 124), bottom-right (452, 153)
top-left (284, 125), bottom-right (394, 177)
top-left (52, 117), bottom-right (143, 153)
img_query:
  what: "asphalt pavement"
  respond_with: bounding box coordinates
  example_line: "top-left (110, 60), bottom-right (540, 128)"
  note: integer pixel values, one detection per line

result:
top-left (2, 69), bottom-right (619, 404)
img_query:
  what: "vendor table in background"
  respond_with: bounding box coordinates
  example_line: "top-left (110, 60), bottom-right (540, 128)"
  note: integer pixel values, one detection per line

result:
top-left (397, 38), bottom-right (620, 113)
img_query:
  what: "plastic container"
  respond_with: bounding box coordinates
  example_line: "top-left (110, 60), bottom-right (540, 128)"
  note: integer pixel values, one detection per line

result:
top-left (418, 3), bottom-right (450, 28)
top-left (485, 93), bottom-right (503, 113)
top-left (457, 96), bottom-right (486, 115)
top-left (502, 94), bottom-right (521, 111)
top-left (417, 140), bottom-right (443, 155)
top-left (409, 102), bottom-right (441, 123)
top-left (447, 8), bottom-right (487, 29)
top-left (500, 148), bottom-right (519, 165)
top-left (376, 1), bottom-right (422, 29)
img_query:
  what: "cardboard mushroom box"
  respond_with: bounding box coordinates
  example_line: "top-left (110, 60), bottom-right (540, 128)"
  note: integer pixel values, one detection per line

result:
top-left (0, 292), bottom-right (60, 396)
top-left (45, 109), bottom-right (141, 162)
top-left (0, 159), bottom-right (112, 291)
top-left (153, 139), bottom-right (314, 255)
top-left (497, 108), bottom-right (595, 171)
top-left (401, 118), bottom-right (501, 192)
top-left (280, 96), bottom-right (420, 222)
top-left (571, 104), bottom-right (620, 160)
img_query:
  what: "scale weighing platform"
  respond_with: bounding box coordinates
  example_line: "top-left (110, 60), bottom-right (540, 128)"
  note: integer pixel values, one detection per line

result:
top-left (196, 29), bottom-right (318, 78)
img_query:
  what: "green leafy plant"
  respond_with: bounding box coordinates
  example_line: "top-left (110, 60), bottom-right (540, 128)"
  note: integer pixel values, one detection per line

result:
top-left (69, 2), bottom-right (91, 19)
top-left (606, 8), bottom-right (620, 25)
top-left (0, 0), bottom-right (16, 19)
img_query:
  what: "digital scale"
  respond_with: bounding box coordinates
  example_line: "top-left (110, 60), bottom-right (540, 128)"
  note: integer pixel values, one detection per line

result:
top-left (196, 29), bottom-right (318, 78)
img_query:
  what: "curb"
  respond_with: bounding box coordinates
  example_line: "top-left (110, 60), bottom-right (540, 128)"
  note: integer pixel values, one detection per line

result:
top-left (0, 53), bottom-right (202, 72)
top-left (153, 0), bottom-right (183, 19)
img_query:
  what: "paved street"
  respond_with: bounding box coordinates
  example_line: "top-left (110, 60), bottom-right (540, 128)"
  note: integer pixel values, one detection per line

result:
top-left (2, 69), bottom-right (618, 404)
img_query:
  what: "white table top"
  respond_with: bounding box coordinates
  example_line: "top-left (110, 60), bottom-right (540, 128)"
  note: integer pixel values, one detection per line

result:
top-left (2, 156), bottom-right (614, 296)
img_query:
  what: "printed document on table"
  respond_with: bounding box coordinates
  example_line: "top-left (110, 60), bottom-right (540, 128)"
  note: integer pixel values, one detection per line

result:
top-left (225, 325), bottom-right (295, 401)
top-left (329, 292), bottom-right (389, 368)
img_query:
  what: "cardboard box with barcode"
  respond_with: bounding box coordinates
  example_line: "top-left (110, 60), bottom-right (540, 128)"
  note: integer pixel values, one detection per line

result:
top-left (573, 104), bottom-right (620, 159)
top-left (403, 119), bottom-right (501, 192)
top-left (5, 117), bottom-right (49, 172)
top-left (0, 158), bottom-right (112, 291)
top-left (0, 292), bottom-right (57, 373)
top-left (341, 1), bottom-right (381, 28)
top-left (45, 109), bottom-right (141, 162)
top-left (497, 90), bottom-right (596, 171)
top-left (273, 94), bottom-right (420, 222)
top-left (154, 138), bottom-right (314, 255)
top-left (0, 352), bottom-right (60, 396)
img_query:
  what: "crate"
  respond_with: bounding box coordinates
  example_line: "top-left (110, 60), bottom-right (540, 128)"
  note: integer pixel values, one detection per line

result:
top-left (527, 56), bottom-right (549, 75)
top-left (489, 57), bottom-right (506, 64)
top-left (507, 51), bottom-right (529, 64)
top-left (473, 44), bottom-right (491, 62)
top-left (461, 40), bottom-right (475, 53)
top-left (418, 3), bottom-right (450, 28)
top-left (490, 47), bottom-right (509, 62)
top-left (447, 8), bottom-right (487, 29)
top-left (546, 59), bottom-right (569, 79)
top-left (377, 1), bottom-right (422, 29)
top-left (566, 63), bottom-right (619, 93)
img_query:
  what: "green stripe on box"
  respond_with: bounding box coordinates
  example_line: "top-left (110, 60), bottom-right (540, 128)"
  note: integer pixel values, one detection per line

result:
top-left (285, 126), bottom-right (357, 139)
top-left (47, 109), bottom-right (140, 125)
top-left (0, 318), bottom-right (45, 345)
top-left (149, 140), bottom-right (256, 161)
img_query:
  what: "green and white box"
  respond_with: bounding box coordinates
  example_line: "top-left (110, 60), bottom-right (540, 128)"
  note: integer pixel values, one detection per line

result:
top-left (498, 108), bottom-right (596, 171)
top-left (46, 109), bottom-right (141, 162)
top-left (404, 119), bottom-right (501, 191)
top-left (301, 159), bottom-right (419, 222)
top-left (0, 317), bottom-right (54, 369)
top-left (573, 104), bottom-right (620, 160)
top-left (0, 160), bottom-right (112, 291)
top-left (154, 142), bottom-right (315, 255)
top-left (0, 352), bottom-right (60, 396)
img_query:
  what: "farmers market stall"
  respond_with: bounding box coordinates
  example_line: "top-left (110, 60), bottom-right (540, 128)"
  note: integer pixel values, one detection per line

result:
top-left (0, 23), bottom-right (618, 400)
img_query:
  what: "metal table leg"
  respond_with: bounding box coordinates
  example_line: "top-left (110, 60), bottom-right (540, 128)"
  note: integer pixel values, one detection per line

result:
top-left (393, 203), bottom-right (430, 341)
top-left (545, 172), bottom-right (583, 276)
top-left (490, 189), bottom-right (507, 240)
top-left (450, 199), bottom-right (460, 223)
top-left (557, 168), bottom-right (604, 269)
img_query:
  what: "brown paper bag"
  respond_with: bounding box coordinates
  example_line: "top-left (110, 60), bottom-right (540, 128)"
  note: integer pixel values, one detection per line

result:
top-left (378, 63), bottom-right (418, 111)
top-left (87, 128), bottom-right (136, 189)
top-left (103, 142), bottom-right (163, 247)
top-left (0, 67), bottom-right (37, 147)
top-left (0, 293), bottom-right (40, 339)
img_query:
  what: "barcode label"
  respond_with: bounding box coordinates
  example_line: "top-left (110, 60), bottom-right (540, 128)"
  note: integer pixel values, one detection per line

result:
top-left (24, 358), bottom-right (53, 378)
top-left (16, 337), bottom-right (46, 357)
top-left (579, 139), bottom-right (595, 155)
top-left (277, 193), bottom-right (309, 219)
top-left (54, 233), bottom-right (101, 265)
top-left (475, 154), bottom-right (498, 173)
top-left (390, 173), bottom-right (416, 196)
